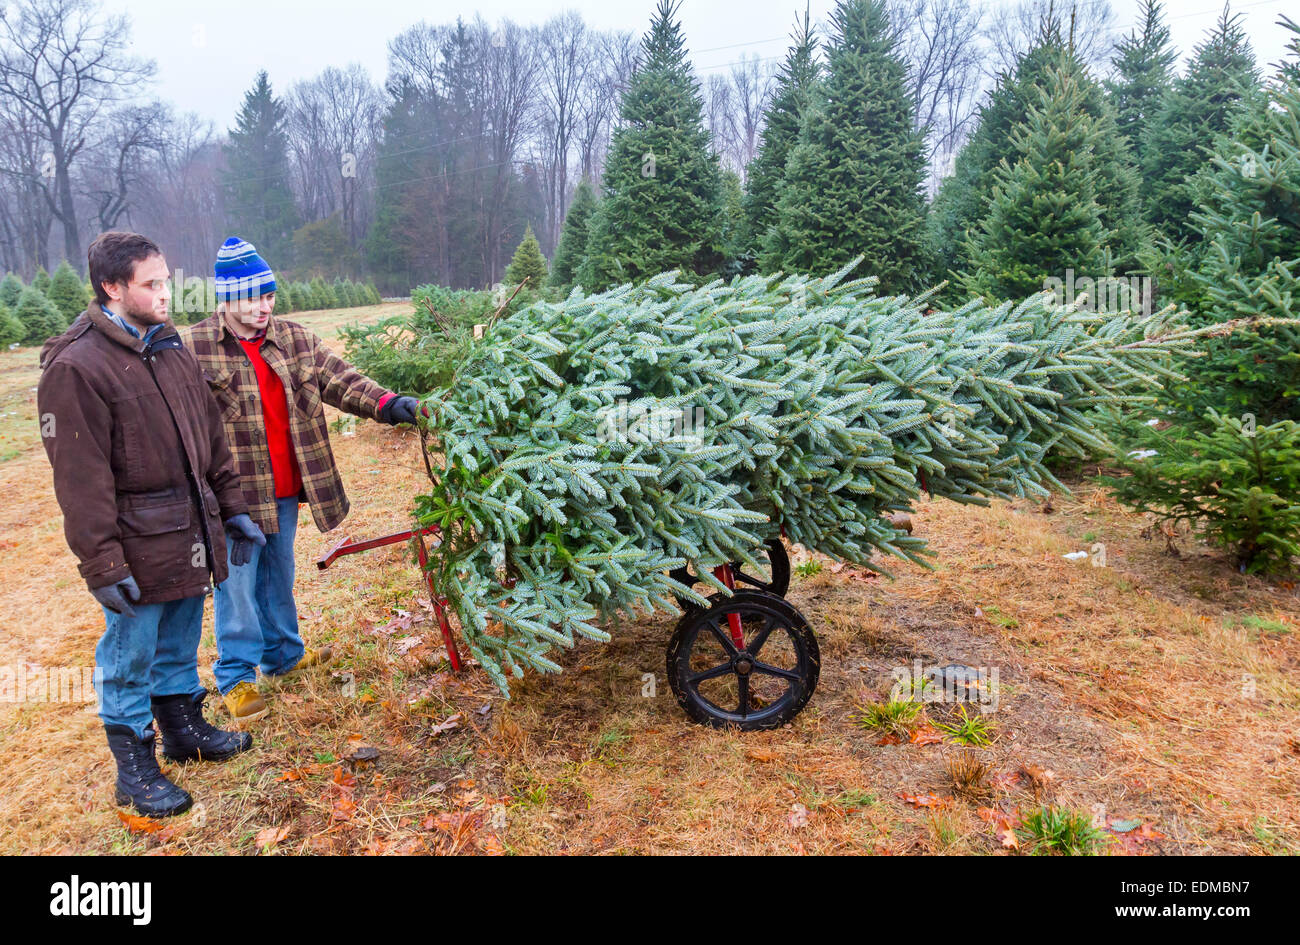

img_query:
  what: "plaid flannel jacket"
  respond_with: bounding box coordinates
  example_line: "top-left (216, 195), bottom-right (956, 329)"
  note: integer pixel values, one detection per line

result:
top-left (182, 315), bottom-right (393, 535)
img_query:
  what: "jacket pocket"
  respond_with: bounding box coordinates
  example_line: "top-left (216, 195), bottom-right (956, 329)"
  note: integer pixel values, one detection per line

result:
top-left (118, 489), bottom-right (192, 537)
top-left (293, 364), bottom-right (324, 419)
top-left (204, 367), bottom-right (241, 423)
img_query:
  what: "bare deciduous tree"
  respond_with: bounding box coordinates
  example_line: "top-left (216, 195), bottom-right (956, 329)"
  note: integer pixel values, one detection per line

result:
top-left (889, 0), bottom-right (986, 190)
top-left (288, 65), bottom-right (383, 244)
top-left (0, 0), bottom-right (154, 264)
top-left (535, 12), bottom-right (597, 249)
top-left (982, 0), bottom-right (1117, 78)
top-left (702, 53), bottom-right (775, 179)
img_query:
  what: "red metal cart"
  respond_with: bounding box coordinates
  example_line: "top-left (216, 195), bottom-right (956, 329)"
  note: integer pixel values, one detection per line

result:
top-left (318, 527), bottom-right (819, 730)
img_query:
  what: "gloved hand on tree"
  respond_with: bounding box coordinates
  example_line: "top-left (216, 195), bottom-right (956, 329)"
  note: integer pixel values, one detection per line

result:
top-left (224, 514), bottom-right (266, 567)
top-left (92, 575), bottom-right (142, 619)
top-left (382, 396), bottom-right (424, 426)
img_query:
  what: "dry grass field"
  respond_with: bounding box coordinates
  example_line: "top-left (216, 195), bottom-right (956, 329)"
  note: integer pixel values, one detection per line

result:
top-left (1, 302), bottom-right (1296, 855)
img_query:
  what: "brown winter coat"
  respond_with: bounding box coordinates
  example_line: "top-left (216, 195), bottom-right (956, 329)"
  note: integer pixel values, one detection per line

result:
top-left (38, 305), bottom-right (249, 604)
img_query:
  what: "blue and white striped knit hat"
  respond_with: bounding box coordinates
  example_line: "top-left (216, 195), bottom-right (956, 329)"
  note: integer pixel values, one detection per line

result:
top-left (213, 236), bottom-right (277, 301)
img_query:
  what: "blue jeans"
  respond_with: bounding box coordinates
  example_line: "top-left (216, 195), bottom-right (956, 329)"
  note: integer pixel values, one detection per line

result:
top-left (213, 495), bottom-right (304, 694)
top-left (96, 595), bottom-right (207, 738)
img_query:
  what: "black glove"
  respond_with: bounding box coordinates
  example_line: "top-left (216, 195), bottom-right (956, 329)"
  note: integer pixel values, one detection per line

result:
top-left (383, 395), bottom-right (423, 426)
top-left (224, 513), bottom-right (267, 568)
top-left (92, 575), bottom-right (142, 619)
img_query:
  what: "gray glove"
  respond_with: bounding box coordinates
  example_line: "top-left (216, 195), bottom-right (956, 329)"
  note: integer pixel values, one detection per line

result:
top-left (93, 575), bottom-right (142, 619)
top-left (382, 396), bottom-right (423, 426)
top-left (224, 513), bottom-right (266, 567)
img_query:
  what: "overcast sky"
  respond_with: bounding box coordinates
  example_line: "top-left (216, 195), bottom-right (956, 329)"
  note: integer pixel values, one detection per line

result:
top-left (105, 0), bottom-right (1295, 129)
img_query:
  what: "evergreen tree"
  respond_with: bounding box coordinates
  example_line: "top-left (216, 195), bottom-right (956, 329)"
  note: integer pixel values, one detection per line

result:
top-left (932, 27), bottom-right (1141, 297)
top-left (31, 266), bottom-right (50, 295)
top-left (47, 260), bottom-right (89, 323)
top-left (718, 169), bottom-right (750, 278)
top-left (505, 225), bottom-right (548, 288)
top-left (762, 0), bottom-right (927, 293)
top-left (1181, 49), bottom-right (1300, 423)
top-left (548, 178), bottom-right (597, 290)
top-left (1106, 0), bottom-right (1177, 169)
top-left (928, 40), bottom-right (1067, 293)
top-left (963, 60), bottom-right (1111, 301)
top-left (310, 277), bottom-right (335, 310)
top-left (1105, 21), bottom-right (1300, 574)
top-left (222, 71), bottom-right (299, 265)
top-left (15, 286), bottom-right (65, 346)
top-left (744, 8), bottom-right (819, 257)
top-left (273, 287), bottom-right (291, 315)
top-left (0, 273), bottom-right (23, 309)
top-left (1142, 9), bottom-right (1259, 244)
top-left (579, 0), bottom-right (725, 290)
top-left (0, 303), bottom-right (22, 346)
top-left (332, 278), bottom-right (351, 309)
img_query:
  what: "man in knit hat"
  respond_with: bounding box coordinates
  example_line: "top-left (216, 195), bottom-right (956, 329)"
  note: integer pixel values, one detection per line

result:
top-left (184, 237), bottom-right (421, 723)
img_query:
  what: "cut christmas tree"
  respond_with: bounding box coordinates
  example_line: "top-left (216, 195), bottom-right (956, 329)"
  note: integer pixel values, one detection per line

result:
top-left (413, 259), bottom-right (1204, 695)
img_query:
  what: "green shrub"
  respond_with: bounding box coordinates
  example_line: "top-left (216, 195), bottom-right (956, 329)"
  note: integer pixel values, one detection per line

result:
top-left (1018, 806), bottom-right (1111, 855)
top-left (339, 315), bottom-right (470, 397)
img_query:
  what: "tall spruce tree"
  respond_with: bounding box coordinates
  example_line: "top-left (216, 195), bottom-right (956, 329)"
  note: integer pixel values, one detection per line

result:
top-left (548, 178), bottom-right (597, 290)
top-left (1141, 9), bottom-right (1259, 244)
top-left (222, 71), bottom-right (299, 266)
top-left (743, 8), bottom-right (819, 259)
top-left (1181, 38), bottom-right (1300, 424)
top-left (579, 0), bottom-right (725, 290)
top-left (962, 59), bottom-right (1110, 301)
top-left (931, 24), bottom-right (1141, 299)
top-left (1104, 20), bottom-right (1300, 574)
top-left (762, 0), bottom-right (927, 292)
top-left (1106, 0), bottom-right (1177, 170)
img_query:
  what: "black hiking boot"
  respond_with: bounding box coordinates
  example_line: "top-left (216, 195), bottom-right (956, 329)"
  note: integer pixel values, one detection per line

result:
top-left (104, 724), bottom-right (193, 817)
top-left (152, 691), bottom-right (253, 763)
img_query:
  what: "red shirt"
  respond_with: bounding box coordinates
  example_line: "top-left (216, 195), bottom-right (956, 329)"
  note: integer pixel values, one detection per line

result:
top-left (237, 333), bottom-right (303, 499)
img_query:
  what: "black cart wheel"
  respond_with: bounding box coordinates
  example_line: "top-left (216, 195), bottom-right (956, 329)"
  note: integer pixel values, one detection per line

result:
top-left (669, 538), bottom-right (791, 607)
top-left (666, 589), bottom-right (819, 731)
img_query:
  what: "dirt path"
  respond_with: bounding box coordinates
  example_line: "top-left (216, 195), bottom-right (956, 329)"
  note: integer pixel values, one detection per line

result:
top-left (1, 304), bottom-right (1296, 854)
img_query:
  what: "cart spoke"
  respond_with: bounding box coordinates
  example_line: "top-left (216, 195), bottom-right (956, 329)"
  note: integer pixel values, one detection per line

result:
top-left (704, 616), bottom-right (740, 657)
top-left (752, 660), bottom-right (801, 682)
top-left (737, 674), bottom-right (750, 718)
top-left (688, 662), bottom-right (734, 686)
top-left (746, 614), bottom-right (776, 657)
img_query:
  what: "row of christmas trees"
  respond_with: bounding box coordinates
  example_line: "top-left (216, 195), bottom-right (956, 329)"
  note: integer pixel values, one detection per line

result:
top-left (487, 0), bottom-right (1298, 574)
top-left (0, 263), bottom-right (92, 348)
top-left (0, 263), bottom-right (385, 342)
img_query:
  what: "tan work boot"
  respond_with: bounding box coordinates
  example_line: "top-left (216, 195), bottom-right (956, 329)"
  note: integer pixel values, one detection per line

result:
top-left (267, 646), bottom-right (334, 684)
top-left (222, 680), bottom-right (269, 725)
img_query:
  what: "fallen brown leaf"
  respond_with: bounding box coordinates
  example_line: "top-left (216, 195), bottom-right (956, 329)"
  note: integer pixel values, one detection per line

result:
top-left (254, 825), bottom-right (290, 851)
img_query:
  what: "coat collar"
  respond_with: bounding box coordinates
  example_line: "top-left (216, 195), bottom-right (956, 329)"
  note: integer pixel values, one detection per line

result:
top-left (87, 305), bottom-right (178, 354)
